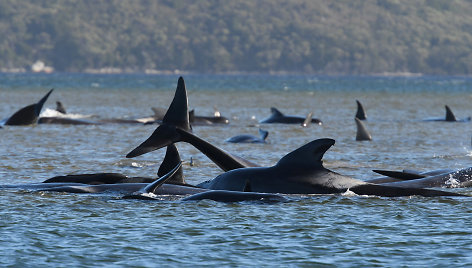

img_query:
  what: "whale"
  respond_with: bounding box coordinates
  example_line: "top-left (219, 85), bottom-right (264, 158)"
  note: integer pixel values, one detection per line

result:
top-left (196, 138), bottom-right (466, 197)
top-left (189, 109), bottom-right (230, 125)
top-left (126, 77), bottom-right (259, 171)
top-left (259, 107), bottom-right (322, 125)
top-left (423, 105), bottom-right (471, 122)
top-left (149, 107), bottom-right (229, 126)
top-left (43, 144), bottom-right (187, 185)
top-left (3, 89), bottom-right (53, 126)
top-left (123, 162), bottom-right (287, 202)
top-left (378, 167), bottom-right (472, 188)
top-left (355, 118), bottom-right (372, 141)
top-left (3, 162), bottom-right (204, 195)
top-left (366, 169), bottom-right (456, 184)
top-left (2, 163), bottom-right (285, 203)
top-left (226, 128), bottom-right (269, 143)
top-left (355, 100), bottom-right (367, 120)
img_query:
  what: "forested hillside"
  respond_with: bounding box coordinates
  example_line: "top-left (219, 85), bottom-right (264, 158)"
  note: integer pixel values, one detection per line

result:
top-left (1, 0), bottom-right (472, 74)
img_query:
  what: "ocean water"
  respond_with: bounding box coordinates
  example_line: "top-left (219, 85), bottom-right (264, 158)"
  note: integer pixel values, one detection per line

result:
top-left (1, 73), bottom-right (472, 267)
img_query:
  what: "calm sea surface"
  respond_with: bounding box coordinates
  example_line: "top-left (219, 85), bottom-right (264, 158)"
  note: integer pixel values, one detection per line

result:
top-left (1, 73), bottom-right (472, 267)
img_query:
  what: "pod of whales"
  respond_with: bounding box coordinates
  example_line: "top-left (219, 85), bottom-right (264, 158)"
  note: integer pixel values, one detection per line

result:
top-left (3, 76), bottom-right (472, 202)
top-left (126, 77), bottom-right (468, 197)
top-left (2, 89), bottom-right (53, 126)
top-left (259, 107), bottom-right (322, 125)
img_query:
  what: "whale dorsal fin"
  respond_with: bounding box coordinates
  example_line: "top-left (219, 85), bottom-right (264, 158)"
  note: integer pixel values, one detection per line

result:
top-left (445, 105), bottom-right (457, 122)
top-left (162, 77), bottom-right (191, 131)
top-left (275, 138), bottom-right (335, 169)
top-left (258, 128), bottom-right (269, 141)
top-left (5, 88), bottom-right (53, 125)
top-left (355, 100), bottom-right (367, 120)
top-left (355, 118), bottom-right (372, 141)
top-left (301, 112), bottom-right (313, 127)
top-left (142, 162), bottom-right (183, 194)
top-left (157, 144), bottom-right (185, 184)
top-left (270, 107), bottom-right (284, 117)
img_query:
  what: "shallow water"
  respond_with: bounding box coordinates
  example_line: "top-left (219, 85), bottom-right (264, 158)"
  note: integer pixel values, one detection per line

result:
top-left (1, 73), bottom-right (472, 267)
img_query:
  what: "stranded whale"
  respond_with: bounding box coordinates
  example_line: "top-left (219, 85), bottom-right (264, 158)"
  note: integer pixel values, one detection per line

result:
top-left (196, 138), bottom-right (465, 197)
top-left (423, 105), bottom-right (471, 122)
top-left (226, 128), bottom-right (269, 143)
top-left (259, 107), bottom-right (322, 125)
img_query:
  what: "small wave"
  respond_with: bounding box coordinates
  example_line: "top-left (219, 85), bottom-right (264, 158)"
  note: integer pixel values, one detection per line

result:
top-left (40, 108), bottom-right (95, 119)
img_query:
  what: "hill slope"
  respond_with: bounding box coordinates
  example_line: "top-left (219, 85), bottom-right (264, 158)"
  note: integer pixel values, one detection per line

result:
top-left (1, 0), bottom-right (471, 74)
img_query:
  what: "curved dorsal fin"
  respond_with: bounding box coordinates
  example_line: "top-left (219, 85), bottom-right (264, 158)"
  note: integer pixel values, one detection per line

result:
top-left (270, 107), bottom-right (284, 117)
top-left (157, 144), bottom-right (185, 184)
top-left (5, 88), bottom-right (53, 125)
top-left (355, 100), bottom-right (367, 120)
top-left (355, 118), bottom-right (372, 141)
top-left (142, 162), bottom-right (183, 194)
top-left (276, 138), bottom-right (335, 169)
top-left (445, 105), bottom-right (457, 122)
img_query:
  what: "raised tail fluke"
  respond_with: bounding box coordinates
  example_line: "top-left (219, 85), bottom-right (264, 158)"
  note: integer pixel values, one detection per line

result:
top-left (162, 77), bottom-right (191, 131)
top-left (126, 77), bottom-right (191, 158)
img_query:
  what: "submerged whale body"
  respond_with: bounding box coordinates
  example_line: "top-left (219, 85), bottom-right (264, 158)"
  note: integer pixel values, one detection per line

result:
top-left (3, 89), bottom-right (53, 126)
top-left (259, 107), bottom-right (322, 125)
top-left (226, 128), bottom-right (269, 143)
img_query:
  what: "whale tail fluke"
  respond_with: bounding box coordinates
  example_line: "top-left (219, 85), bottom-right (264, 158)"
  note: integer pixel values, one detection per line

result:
top-left (355, 100), bottom-right (367, 120)
top-left (5, 88), bottom-right (53, 125)
top-left (126, 77), bottom-right (190, 158)
top-left (355, 118), bottom-right (372, 141)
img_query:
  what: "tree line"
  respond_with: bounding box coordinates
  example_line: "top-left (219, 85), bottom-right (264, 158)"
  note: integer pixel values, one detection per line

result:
top-left (0, 0), bottom-right (471, 75)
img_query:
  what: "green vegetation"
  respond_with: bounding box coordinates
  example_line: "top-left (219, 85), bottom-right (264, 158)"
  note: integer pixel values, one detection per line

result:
top-left (1, 0), bottom-right (472, 74)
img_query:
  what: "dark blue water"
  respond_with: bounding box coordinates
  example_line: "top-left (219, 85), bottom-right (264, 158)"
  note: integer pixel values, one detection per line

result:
top-left (1, 73), bottom-right (472, 267)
